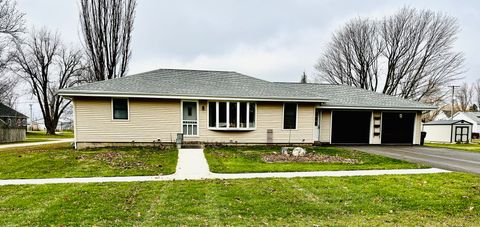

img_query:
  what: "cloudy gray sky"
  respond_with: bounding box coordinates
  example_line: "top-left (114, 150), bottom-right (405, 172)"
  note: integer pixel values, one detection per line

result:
top-left (14, 0), bottom-right (480, 119)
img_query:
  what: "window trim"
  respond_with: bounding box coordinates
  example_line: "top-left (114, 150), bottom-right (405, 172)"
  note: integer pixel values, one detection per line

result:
top-left (180, 100), bottom-right (200, 137)
top-left (282, 102), bottom-right (298, 130)
top-left (207, 101), bottom-right (257, 131)
top-left (111, 98), bottom-right (130, 121)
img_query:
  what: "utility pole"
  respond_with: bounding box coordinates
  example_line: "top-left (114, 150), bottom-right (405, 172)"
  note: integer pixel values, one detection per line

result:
top-left (29, 103), bottom-right (33, 130)
top-left (448, 85), bottom-right (460, 120)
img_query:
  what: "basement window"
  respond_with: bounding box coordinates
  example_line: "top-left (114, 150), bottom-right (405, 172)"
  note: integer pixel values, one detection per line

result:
top-left (112, 98), bottom-right (129, 120)
top-left (208, 101), bottom-right (256, 130)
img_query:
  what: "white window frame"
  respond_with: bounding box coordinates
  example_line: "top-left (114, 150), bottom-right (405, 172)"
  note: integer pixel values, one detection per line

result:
top-left (207, 101), bottom-right (256, 130)
top-left (282, 102), bottom-right (298, 130)
top-left (181, 100), bottom-right (200, 137)
top-left (111, 98), bottom-right (130, 121)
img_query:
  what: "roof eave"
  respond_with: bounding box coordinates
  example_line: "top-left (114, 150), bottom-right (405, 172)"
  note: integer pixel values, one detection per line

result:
top-left (316, 105), bottom-right (437, 111)
top-left (58, 91), bottom-right (329, 103)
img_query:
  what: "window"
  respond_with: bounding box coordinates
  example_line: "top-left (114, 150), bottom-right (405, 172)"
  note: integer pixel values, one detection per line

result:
top-left (208, 101), bottom-right (256, 129)
top-left (249, 103), bottom-right (255, 128)
top-left (283, 103), bottom-right (297, 129)
top-left (208, 103), bottom-right (216, 127)
top-left (113, 98), bottom-right (128, 120)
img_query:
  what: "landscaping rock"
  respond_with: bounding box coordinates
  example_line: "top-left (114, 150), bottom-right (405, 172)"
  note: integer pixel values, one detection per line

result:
top-left (292, 147), bottom-right (306, 157)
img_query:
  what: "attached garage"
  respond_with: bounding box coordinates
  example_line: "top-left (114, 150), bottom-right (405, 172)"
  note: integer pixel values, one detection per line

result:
top-left (381, 112), bottom-right (416, 144)
top-left (331, 111), bottom-right (371, 144)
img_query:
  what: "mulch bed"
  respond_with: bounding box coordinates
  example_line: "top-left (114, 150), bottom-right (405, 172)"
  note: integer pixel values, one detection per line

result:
top-left (262, 153), bottom-right (361, 164)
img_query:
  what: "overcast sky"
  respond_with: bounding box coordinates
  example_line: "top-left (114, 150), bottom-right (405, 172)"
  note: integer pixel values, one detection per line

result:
top-left (14, 0), bottom-right (480, 119)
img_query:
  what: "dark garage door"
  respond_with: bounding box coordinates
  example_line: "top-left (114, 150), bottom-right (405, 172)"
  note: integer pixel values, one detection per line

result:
top-left (332, 111), bottom-right (371, 144)
top-left (381, 112), bottom-right (415, 144)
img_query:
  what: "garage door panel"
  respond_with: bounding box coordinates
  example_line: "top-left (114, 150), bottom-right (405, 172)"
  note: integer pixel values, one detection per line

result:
top-left (332, 111), bottom-right (371, 144)
top-left (381, 112), bottom-right (415, 144)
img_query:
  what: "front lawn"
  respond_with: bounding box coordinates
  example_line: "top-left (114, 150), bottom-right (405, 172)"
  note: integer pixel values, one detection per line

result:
top-left (0, 143), bottom-right (177, 179)
top-left (426, 141), bottom-right (480, 153)
top-left (0, 173), bottom-right (478, 225)
top-left (205, 146), bottom-right (425, 173)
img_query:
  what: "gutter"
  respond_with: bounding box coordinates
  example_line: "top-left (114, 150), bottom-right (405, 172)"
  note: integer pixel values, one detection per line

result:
top-left (58, 91), bottom-right (329, 103)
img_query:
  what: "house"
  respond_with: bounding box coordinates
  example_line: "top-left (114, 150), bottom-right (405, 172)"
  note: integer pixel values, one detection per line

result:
top-left (452, 112), bottom-right (480, 139)
top-left (423, 120), bottom-right (472, 143)
top-left (0, 102), bottom-right (27, 143)
top-left (58, 68), bottom-right (436, 149)
top-left (433, 110), bottom-right (452, 121)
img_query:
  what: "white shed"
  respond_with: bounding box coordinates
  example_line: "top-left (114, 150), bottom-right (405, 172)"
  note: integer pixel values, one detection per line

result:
top-left (423, 120), bottom-right (473, 143)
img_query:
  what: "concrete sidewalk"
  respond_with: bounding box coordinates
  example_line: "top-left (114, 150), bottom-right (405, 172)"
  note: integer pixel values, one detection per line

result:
top-left (0, 148), bottom-right (451, 186)
top-left (0, 139), bottom-right (73, 150)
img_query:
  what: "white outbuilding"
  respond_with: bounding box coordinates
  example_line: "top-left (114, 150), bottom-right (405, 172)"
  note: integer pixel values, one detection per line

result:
top-left (423, 120), bottom-right (473, 143)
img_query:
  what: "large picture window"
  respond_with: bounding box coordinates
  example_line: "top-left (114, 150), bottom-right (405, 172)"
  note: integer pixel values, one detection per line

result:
top-left (112, 98), bottom-right (128, 120)
top-left (208, 101), bottom-right (256, 130)
top-left (283, 103), bottom-right (297, 129)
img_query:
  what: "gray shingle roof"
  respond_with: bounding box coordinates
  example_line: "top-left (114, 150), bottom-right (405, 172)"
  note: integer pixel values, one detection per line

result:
top-left (276, 82), bottom-right (436, 110)
top-left (423, 120), bottom-right (473, 125)
top-left (0, 102), bottom-right (26, 118)
top-left (59, 68), bottom-right (435, 110)
top-left (459, 112), bottom-right (480, 124)
top-left (60, 69), bottom-right (326, 102)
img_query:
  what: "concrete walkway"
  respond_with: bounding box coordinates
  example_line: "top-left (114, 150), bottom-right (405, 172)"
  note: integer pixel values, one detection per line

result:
top-left (0, 139), bottom-right (73, 150)
top-left (0, 148), bottom-right (450, 186)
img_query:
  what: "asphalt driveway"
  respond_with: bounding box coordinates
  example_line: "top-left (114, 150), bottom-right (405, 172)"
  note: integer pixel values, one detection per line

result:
top-left (346, 146), bottom-right (480, 174)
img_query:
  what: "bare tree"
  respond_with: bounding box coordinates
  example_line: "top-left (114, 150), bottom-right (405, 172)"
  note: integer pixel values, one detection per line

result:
top-left (456, 82), bottom-right (474, 112)
top-left (0, 0), bottom-right (24, 106)
top-left (79, 0), bottom-right (136, 81)
top-left (300, 71), bottom-right (308, 83)
top-left (475, 79), bottom-right (480, 108)
top-left (315, 18), bottom-right (382, 91)
top-left (12, 29), bottom-right (85, 134)
top-left (315, 7), bottom-right (464, 103)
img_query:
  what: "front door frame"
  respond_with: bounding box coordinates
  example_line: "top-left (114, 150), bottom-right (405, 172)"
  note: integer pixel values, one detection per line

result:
top-left (454, 126), bottom-right (469, 143)
top-left (181, 100), bottom-right (199, 137)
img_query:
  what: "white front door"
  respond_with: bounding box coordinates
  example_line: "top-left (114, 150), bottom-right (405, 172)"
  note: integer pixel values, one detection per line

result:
top-left (314, 109), bottom-right (321, 141)
top-left (182, 101), bottom-right (198, 136)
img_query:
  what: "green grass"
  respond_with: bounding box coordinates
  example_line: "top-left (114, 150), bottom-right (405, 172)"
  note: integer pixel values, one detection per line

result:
top-left (205, 146), bottom-right (425, 173)
top-left (0, 143), bottom-right (177, 179)
top-left (426, 141), bottom-right (480, 153)
top-left (0, 173), bottom-right (478, 225)
top-left (26, 131), bottom-right (74, 139)
top-left (0, 131), bottom-right (74, 145)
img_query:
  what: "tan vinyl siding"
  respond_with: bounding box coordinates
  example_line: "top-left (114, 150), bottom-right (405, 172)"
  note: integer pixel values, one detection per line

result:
top-left (413, 112), bottom-right (422, 145)
top-left (74, 97), bottom-right (315, 144)
top-left (75, 97), bottom-right (181, 143)
top-left (186, 101), bottom-right (315, 143)
top-left (319, 110), bottom-right (331, 143)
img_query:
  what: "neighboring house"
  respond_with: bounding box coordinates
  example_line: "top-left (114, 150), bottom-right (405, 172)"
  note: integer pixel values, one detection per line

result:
top-left (423, 120), bottom-right (472, 143)
top-left (58, 68), bottom-right (436, 149)
top-left (433, 110), bottom-right (452, 121)
top-left (0, 102), bottom-right (27, 143)
top-left (452, 112), bottom-right (480, 138)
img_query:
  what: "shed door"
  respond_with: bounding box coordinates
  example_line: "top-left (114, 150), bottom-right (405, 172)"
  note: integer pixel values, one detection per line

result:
top-left (455, 126), bottom-right (469, 143)
top-left (331, 111), bottom-right (371, 144)
top-left (381, 112), bottom-right (415, 144)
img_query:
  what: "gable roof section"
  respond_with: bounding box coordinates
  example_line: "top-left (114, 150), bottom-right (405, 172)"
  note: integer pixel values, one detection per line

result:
top-left (59, 69), bottom-right (327, 102)
top-left (456, 112), bottom-right (480, 124)
top-left (59, 68), bottom-right (435, 110)
top-left (0, 102), bottom-right (27, 118)
top-left (276, 82), bottom-right (436, 110)
top-left (423, 120), bottom-right (473, 125)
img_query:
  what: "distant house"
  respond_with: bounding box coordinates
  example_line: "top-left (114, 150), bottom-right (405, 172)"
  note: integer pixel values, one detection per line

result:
top-left (0, 102), bottom-right (27, 143)
top-left (433, 110), bottom-right (452, 121)
top-left (58, 68), bottom-right (436, 149)
top-left (453, 112), bottom-right (480, 138)
top-left (423, 120), bottom-right (472, 143)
